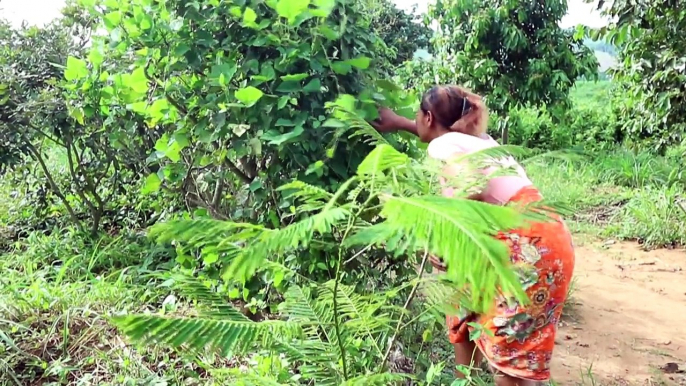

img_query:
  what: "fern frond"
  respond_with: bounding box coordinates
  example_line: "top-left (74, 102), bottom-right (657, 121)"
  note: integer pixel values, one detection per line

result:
top-left (319, 282), bottom-right (393, 356)
top-left (111, 314), bottom-right (301, 357)
top-left (341, 372), bottom-right (410, 385)
top-left (343, 223), bottom-right (398, 249)
top-left (164, 274), bottom-right (249, 320)
top-left (278, 180), bottom-right (334, 213)
top-left (419, 276), bottom-right (468, 315)
top-left (515, 199), bottom-right (575, 222)
top-left (274, 339), bottom-right (340, 384)
top-left (346, 181), bottom-right (366, 202)
top-left (225, 207), bottom-right (351, 282)
top-left (280, 285), bottom-right (333, 340)
top-left (329, 105), bottom-right (390, 147)
top-left (456, 144), bottom-right (534, 162)
top-left (350, 195), bottom-right (526, 313)
top-left (149, 219), bottom-right (261, 256)
top-left (356, 144), bottom-right (410, 177)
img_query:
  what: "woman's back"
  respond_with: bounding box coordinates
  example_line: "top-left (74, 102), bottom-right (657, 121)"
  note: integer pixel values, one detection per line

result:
top-left (427, 132), bottom-right (533, 205)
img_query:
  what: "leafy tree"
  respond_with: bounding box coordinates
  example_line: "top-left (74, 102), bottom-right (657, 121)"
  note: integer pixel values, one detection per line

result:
top-left (62, 0), bottom-right (422, 319)
top-left (591, 0), bottom-right (686, 152)
top-left (409, 0), bottom-right (598, 143)
top-left (70, 0), bottom-right (409, 223)
top-left (368, 0), bottom-right (433, 67)
top-left (0, 19), bottom-right (91, 230)
top-left (0, 14), bottom-right (153, 235)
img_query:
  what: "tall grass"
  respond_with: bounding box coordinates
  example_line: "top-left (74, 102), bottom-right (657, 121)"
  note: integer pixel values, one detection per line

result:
top-left (527, 147), bottom-right (686, 248)
top-left (0, 230), bottom-right (191, 385)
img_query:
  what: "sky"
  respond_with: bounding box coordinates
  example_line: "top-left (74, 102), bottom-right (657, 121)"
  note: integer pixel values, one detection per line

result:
top-left (0, 0), bottom-right (608, 29)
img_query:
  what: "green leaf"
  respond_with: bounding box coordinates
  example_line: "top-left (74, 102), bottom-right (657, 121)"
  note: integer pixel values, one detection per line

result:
top-left (235, 86), bottom-right (264, 106)
top-left (313, 0), bottom-right (335, 13)
top-left (243, 7), bottom-right (257, 24)
top-left (229, 6), bottom-right (242, 17)
top-left (273, 269), bottom-right (285, 287)
top-left (262, 126), bottom-right (305, 145)
top-left (249, 138), bottom-right (262, 155)
top-left (88, 46), bottom-right (104, 68)
top-left (375, 79), bottom-right (401, 92)
top-left (332, 94), bottom-right (356, 112)
top-left (64, 57), bottom-right (88, 81)
top-left (275, 118), bottom-right (295, 126)
top-left (321, 118), bottom-right (344, 128)
top-left (276, 81), bottom-right (302, 93)
top-left (103, 11), bottom-right (122, 30)
top-left (303, 79), bottom-right (321, 93)
top-left (275, 0), bottom-right (310, 23)
top-left (203, 253), bottom-right (219, 264)
top-left (343, 56), bottom-right (371, 69)
top-left (112, 313), bottom-right (300, 357)
top-left (127, 67), bottom-right (149, 93)
top-left (210, 63), bottom-right (238, 84)
top-left (357, 144), bottom-right (409, 176)
top-left (318, 25), bottom-right (339, 40)
top-left (280, 73), bottom-right (309, 81)
top-left (331, 62), bottom-right (351, 75)
top-left (142, 173), bottom-right (161, 195)
top-left (70, 108), bottom-right (85, 125)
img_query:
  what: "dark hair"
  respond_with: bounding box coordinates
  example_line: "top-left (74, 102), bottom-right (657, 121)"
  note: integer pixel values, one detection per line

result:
top-left (419, 85), bottom-right (488, 136)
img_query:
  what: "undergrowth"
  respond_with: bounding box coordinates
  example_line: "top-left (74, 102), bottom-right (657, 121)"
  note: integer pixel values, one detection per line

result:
top-left (3, 145), bottom-right (683, 384)
top-left (528, 148), bottom-right (686, 248)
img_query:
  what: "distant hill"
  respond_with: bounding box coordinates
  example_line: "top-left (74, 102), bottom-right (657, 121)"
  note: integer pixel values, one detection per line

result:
top-left (595, 50), bottom-right (617, 72)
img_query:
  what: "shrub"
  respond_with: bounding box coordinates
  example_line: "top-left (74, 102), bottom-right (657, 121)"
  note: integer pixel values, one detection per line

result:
top-left (609, 185), bottom-right (686, 248)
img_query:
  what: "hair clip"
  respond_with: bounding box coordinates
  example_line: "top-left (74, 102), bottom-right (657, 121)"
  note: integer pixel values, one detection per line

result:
top-left (461, 98), bottom-right (471, 118)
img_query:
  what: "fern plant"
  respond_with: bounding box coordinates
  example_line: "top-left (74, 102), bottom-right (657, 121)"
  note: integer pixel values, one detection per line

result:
top-left (112, 97), bottom-right (568, 384)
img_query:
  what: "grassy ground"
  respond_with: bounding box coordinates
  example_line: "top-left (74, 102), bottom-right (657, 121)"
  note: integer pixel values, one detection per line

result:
top-left (2, 81), bottom-right (686, 385)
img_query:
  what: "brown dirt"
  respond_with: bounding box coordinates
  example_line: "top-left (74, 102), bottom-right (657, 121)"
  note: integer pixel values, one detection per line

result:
top-left (552, 239), bottom-right (686, 386)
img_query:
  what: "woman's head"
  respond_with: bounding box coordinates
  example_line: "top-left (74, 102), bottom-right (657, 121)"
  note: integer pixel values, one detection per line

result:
top-left (415, 85), bottom-right (489, 142)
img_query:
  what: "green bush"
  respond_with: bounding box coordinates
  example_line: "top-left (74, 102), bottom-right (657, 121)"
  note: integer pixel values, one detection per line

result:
top-left (609, 185), bottom-right (686, 248)
top-left (503, 80), bottom-right (620, 151)
top-left (592, 150), bottom-right (683, 189)
top-left (505, 107), bottom-right (567, 149)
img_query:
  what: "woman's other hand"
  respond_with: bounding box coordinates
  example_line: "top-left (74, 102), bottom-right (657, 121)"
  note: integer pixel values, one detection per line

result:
top-left (429, 254), bottom-right (447, 271)
top-left (371, 107), bottom-right (404, 133)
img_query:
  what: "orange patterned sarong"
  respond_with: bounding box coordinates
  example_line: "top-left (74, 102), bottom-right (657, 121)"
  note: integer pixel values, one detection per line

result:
top-left (444, 186), bottom-right (575, 381)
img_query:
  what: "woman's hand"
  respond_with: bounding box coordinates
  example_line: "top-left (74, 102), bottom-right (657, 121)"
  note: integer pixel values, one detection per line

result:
top-left (371, 107), bottom-right (404, 133)
top-left (371, 107), bottom-right (419, 136)
top-left (429, 254), bottom-right (447, 271)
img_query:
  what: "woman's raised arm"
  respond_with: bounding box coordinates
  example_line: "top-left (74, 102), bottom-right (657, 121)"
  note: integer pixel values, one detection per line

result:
top-left (371, 107), bottom-right (418, 136)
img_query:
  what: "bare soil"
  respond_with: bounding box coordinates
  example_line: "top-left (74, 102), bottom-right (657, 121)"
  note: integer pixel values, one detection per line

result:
top-left (552, 240), bottom-right (686, 385)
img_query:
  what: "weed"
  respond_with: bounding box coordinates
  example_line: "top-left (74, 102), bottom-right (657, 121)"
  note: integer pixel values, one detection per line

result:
top-left (609, 185), bottom-right (686, 248)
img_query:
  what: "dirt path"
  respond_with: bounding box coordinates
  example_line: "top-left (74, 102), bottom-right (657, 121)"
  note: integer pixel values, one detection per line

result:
top-left (552, 239), bottom-right (686, 385)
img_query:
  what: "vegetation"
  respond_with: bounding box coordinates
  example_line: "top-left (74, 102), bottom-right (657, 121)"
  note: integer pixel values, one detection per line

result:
top-left (1, 0), bottom-right (686, 385)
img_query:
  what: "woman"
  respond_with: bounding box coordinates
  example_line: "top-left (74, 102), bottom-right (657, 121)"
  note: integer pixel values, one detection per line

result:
top-left (372, 85), bottom-right (575, 386)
